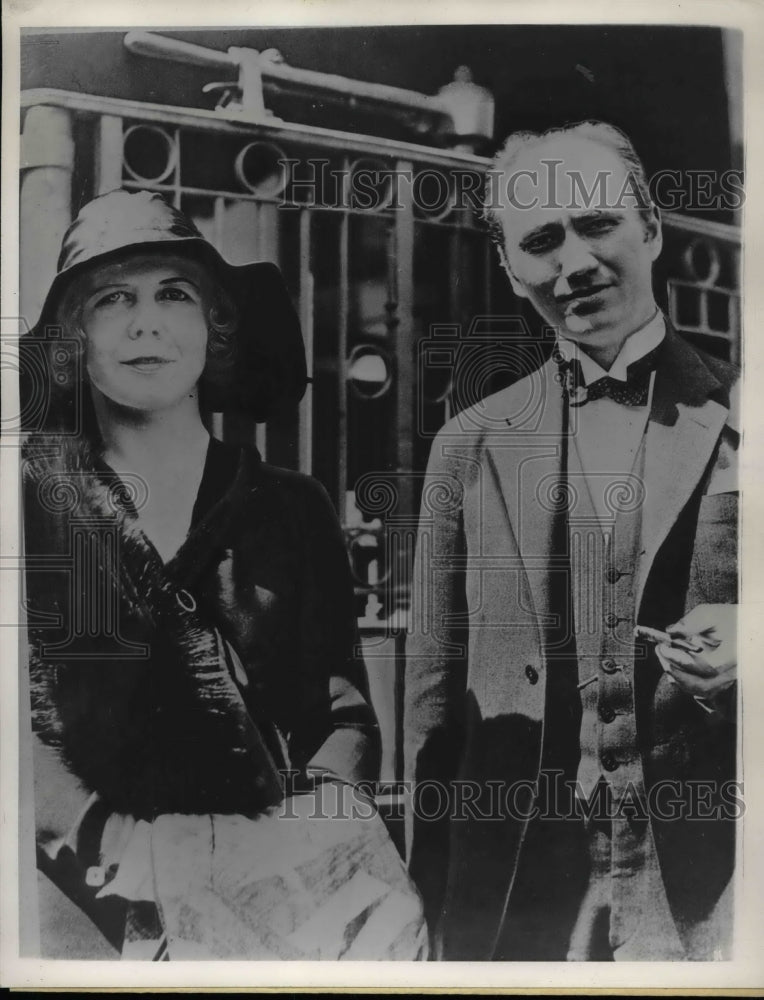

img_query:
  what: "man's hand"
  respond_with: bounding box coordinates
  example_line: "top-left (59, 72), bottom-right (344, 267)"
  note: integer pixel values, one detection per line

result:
top-left (655, 603), bottom-right (737, 702)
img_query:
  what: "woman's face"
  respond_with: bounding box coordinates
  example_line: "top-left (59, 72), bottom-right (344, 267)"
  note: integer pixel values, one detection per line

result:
top-left (77, 253), bottom-right (211, 413)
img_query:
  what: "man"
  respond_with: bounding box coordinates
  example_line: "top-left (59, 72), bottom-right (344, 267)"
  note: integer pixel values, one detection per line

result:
top-left (404, 121), bottom-right (739, 961)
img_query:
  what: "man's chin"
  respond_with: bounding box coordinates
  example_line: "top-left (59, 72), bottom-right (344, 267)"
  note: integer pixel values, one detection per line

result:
top-left (560, 313), bottom-right (611, 338)
top-left (557, 316), bottom-right (637, 353)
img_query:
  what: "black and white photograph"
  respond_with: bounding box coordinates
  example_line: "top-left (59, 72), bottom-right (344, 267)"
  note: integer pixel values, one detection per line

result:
top-left (2, 1), bottom-right (763, 990)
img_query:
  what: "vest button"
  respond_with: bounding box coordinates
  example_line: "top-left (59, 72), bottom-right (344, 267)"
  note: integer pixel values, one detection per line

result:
top-left (604, 613), bottom-right (619, 628)
top-left (602, 658), bottom-right (618, 674)
top-left (601, 752), bottom-right (619, 772)
top-left (525, 664), bottom-right (539, 685)
top-left (600, 706), bottom-right (616, 724)
top-left (85, 865), bottom-right (106, 888)
top-left (605, 567), bottom-right (621, 584)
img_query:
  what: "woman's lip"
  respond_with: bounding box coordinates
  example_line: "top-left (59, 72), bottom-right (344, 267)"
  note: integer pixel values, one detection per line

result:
top-left (120, 358), bottom-right (176, 371)
top-left (121, 358), bottom-right (174, 365)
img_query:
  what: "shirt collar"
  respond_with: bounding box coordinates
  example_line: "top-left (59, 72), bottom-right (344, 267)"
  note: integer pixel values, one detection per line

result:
top-left (556, 311), bottom-right (666, 385)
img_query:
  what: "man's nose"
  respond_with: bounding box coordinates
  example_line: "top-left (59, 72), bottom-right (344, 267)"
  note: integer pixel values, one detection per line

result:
top-left (556, 231), bottom-right (599, 282)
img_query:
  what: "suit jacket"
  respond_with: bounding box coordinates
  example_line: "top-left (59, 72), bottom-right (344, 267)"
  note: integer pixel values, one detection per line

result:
top-left (404, 327), bottom-right (739, 960)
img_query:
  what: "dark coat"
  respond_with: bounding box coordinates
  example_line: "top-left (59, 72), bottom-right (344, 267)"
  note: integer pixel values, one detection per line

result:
top-left (404, 329), bottom-right (739, 959)
top-left (23, 437), bottom-right (380, 832)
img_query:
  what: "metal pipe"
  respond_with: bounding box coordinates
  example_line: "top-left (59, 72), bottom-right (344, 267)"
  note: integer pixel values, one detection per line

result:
top-left (22, 89), bottom-right (492, 169)
top-left (124, 30), bottom-right (449, 120)
top-left (254, 51), bottom-right (445, 117)
top-left (20, 105), bottom-right (75, 327)
top-left (124, 30), bottom-right (235, 72)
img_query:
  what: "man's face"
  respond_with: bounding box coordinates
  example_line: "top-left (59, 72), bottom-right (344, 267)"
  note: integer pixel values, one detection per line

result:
top-left (496, 136), bottom-right (662, 354)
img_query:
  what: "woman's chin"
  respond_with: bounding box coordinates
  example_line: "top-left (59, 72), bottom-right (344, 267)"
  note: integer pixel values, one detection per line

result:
top-left (92, 382), bottom-right (200, 416)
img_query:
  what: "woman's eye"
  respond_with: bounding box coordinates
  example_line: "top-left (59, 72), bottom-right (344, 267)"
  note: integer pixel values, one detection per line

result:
top-left (95, 290), bottom-right (130, 307)
top-left (159, 287), bottom-right (192, 302)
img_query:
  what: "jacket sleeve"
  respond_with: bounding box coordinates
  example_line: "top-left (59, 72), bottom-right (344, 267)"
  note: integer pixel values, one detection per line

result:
top-left (403, 427), bottom-right (469, 936)
top-left (288, 476), bottom-right (381, 785)
top-left (685, 413), bottom-right (739, 722)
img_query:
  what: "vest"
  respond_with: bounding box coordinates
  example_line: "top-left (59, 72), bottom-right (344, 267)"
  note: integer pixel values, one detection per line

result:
top-left (570, 431), bottom-right (648, 807)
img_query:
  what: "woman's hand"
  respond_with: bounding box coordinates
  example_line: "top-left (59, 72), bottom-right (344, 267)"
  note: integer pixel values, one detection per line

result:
top-left (655, 603), bottom-right (737, 704)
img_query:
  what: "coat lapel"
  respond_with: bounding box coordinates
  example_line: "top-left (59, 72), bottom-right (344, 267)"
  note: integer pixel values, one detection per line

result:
top-left (484, 360), bottom-right (563, 630)
top-left (481, 331), bottom-right (732, 629)
top-left (635, 329), bottom-right (730, 609)
top-left (168, 447), bottom-right (260, 589)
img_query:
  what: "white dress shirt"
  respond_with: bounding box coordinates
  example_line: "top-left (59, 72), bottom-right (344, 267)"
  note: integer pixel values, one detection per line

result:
top-left (556, 311), bottom-right (666, 530)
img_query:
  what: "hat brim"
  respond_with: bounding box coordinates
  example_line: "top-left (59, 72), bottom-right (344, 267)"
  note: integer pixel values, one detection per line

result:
top-left (23, 238), bottom-right (308, 429)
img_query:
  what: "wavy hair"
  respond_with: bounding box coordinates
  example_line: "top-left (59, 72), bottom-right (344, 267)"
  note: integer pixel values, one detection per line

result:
top-left (55, 258), bottom-right (240, 393)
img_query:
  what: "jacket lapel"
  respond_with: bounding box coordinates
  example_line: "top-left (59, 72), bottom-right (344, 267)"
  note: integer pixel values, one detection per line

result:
top-left (167, 447), bottom-right (260, 589)
top-left (482, 331), bottom-right (731, 629)
top-left (636, 329), bottom-right (730, 608)
top-left (484, 360), bottom-right (563, 630)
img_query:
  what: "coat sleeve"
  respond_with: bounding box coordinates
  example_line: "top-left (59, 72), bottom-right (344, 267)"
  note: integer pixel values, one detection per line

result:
top-left (685, 410), bottom-right (739, 722)
top-left (287, 476), bottom-right (381, 786)
top-left (403, 426), bottom-right (469, 936)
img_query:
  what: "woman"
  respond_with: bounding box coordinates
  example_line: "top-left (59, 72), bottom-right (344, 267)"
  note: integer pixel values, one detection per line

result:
top-left (21, 190), bottom-right (426, 960)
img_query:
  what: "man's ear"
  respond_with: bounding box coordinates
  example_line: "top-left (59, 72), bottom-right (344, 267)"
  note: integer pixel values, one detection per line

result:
top-left (497, 244), bottom-right (529, 299)
top-left (645, 204), bottom-right (663, 262)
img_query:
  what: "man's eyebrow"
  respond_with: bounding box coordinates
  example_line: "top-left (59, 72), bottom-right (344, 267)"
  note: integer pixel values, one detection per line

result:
top-left (518, 222), bottom-right (561, 248)
top-left (575, 209), bottom-right (621, 220)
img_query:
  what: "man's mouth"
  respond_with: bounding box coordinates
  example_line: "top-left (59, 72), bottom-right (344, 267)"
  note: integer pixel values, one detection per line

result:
top-left (558, 284), bottom-right (612, 304)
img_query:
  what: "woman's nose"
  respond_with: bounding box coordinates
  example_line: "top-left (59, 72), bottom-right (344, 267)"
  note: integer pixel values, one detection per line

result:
top-left (127, 300), bottom-right (163, 340)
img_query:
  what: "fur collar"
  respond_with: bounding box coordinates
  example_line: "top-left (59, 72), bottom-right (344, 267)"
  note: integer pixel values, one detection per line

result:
top-left (24, 434), bottom-right (283, 819)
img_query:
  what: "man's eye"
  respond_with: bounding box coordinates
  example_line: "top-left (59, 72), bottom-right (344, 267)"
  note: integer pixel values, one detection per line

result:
top-left (520, 236), bottom-right (556, 254)
top-left (579, 217), bottom-right (618, 235)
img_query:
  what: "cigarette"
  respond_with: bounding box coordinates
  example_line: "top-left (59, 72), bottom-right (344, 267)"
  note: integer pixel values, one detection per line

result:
top-left (634, 624), bottom-right (703, 654)
top-left (577, 673), bottom-right (599, 691)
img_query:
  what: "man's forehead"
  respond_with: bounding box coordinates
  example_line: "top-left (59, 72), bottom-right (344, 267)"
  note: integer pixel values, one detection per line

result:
top-left (499, 136), bottom-right (634, 216)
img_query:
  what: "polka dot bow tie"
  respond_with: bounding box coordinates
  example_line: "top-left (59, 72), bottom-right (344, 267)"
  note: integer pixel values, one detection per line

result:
top-left (554, 344), bottom-right (662, 408)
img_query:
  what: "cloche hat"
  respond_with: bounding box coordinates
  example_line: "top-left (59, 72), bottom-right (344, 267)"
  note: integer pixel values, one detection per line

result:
top-left (21, 189), bottom-right (307, 429)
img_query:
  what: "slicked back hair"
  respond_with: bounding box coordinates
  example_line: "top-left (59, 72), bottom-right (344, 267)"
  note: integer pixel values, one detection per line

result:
top-left (483, 120), bottom-right (655, 254)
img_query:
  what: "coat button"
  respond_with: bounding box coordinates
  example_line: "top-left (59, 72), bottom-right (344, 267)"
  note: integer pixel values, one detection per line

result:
top-left (602, 658), bottom-right (618, 674)
top-left (601, 752), bottom-right (618, 772)
top-left (176, 589), bottom-right (197, 612)
top-left (600, 706), bottom-right (616, 724)
top-left (525, 664), bottom-right (539, 685)
top-left (604, 613), bottom-right (619, 628)
top-left (605, 567), bottom-right (621, 584)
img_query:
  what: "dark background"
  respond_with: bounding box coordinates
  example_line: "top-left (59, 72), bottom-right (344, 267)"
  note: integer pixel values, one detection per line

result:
top-left (21, 24), bottom-right (740, 222)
